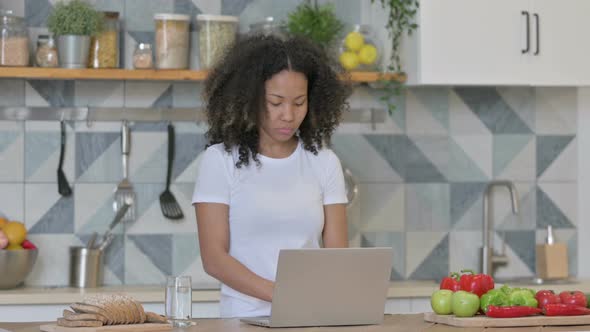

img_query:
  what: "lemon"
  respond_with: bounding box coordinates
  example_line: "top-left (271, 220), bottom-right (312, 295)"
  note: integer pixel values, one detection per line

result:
top-left (344, 31), bottom-right (364, 51)
top-left (339, 52), bottom-right (360, 71)
top-left (6, 243), bottom-right (23, 250)
top-left (358, 44), bottom-right (378, 65)
top-left (3, 221), bottom-right (26, 245)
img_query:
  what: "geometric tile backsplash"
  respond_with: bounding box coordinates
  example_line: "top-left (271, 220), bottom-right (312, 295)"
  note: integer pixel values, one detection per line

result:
top-left (0, 0), bottom-right (578, 287)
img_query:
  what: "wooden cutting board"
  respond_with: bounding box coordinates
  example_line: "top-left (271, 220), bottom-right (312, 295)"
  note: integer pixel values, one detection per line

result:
top-left (424, 312), bottom-right (590, 327)
top-left (39, 323), bottom-right (172, 332)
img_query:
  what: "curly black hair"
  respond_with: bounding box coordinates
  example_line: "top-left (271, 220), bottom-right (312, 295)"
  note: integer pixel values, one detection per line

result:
top-left (203, 34), bottom-right (352, 168)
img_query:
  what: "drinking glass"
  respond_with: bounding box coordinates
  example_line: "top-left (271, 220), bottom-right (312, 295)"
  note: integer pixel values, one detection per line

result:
top-left (165, 275), bottom-right (192, 327)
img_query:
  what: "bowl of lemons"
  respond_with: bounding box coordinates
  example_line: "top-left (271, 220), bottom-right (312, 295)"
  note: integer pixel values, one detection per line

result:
top-left (0, 217), bottom-right (38, 289)
top-left (339, 25), bottom-right (380, 72)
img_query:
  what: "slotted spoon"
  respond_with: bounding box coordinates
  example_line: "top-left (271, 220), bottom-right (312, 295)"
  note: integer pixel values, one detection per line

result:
top-left (159, 123), bottom-right (184, 220)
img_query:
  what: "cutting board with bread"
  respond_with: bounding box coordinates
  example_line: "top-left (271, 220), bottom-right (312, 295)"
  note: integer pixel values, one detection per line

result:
top-left (40, 294), bottom-right (174, 332)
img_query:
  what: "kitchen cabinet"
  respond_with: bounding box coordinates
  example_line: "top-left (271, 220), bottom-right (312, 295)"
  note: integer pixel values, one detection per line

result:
top-left (402, 0), bottom-right (590, 86)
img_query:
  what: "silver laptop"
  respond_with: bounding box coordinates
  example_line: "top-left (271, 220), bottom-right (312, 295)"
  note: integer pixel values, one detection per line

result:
top-left (240, 247), bottom-right (393, 328)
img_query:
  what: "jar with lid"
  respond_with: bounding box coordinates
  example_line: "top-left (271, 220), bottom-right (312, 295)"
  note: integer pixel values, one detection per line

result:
top-left (0, 10), bottom-right (29, 66)
top-left (133, 43), bottom-right (153, 69)
top-left (154, 13), bottom-right (190, 69)
top-left (338, 24), bottom-right (381, 72)
top-left (89, 11), bottom-right (120, 68)
top-left (35, 35), bottom-right (58, 67)
top-left (196, 14), bottom-right (238, 70)
top-left (248, 17), bottom-right (286, 39)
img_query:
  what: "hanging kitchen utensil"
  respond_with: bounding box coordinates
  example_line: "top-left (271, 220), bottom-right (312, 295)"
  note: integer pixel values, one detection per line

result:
top-left (57, 120), bottom-right (72, 196)
top-left (159, 123), bottom-right (184, 220)
top-left (113, 121), bottom-right (136, 222)
top-left (96, 201), bottom-right (130, 251)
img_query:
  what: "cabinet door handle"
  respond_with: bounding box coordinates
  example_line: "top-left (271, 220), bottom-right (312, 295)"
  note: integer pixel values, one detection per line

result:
top-left (534, 13), bottom-right (540, 55)
top-left (522, 11), bottom-right (530, 54)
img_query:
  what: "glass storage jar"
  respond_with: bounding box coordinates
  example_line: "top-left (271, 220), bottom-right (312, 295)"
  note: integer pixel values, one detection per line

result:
top-left (338, 24), bottom-right (381, 72)
top-left (196, 14), bottom-right (238, 70)
top-left (154, 13), bottom-right (190, 69)
top-left (248, 16), bottom-right (286, 39)
top-left (89, 11), bottom-right (120, 68)
top-left (133, 43), bottom-right (153, 69)
top-left (35, 35), bottom-right (58, 67)
top-left (0, 10), bottom-right (29, 66)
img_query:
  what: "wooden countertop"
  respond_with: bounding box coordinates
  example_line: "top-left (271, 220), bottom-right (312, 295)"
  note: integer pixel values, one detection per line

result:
top-left (1, 314), bottom-right (589, 332)
top-left (1, 280), bottom-right (588, 305)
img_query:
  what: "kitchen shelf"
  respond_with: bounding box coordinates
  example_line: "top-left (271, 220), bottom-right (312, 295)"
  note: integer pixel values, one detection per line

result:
top-left (0, 67), bottom-right (406, 83)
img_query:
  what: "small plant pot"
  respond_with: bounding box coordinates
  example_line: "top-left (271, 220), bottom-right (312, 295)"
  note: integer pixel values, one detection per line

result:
top-left (57, 35), bottom-right (90, 69)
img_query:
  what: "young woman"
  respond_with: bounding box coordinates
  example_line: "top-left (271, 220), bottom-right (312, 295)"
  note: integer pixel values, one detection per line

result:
top-left (192, 34), bottom-right (352, 318)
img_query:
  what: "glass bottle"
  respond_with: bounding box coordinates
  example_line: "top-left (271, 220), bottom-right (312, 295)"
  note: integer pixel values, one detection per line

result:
top-left (0, 10), bottom-right (29, 66)
top-left (89, 11), bottom-right (120, 68)
top-left (35, 35), bottom-right (58, 67)
top-left (338, 24), bottom-right (381, 72)
top-left (133, 43), bottom-right (153, 69)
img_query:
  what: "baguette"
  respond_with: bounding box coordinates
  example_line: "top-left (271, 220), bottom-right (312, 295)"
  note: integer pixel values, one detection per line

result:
top-left (63, 309), bottom-right (107, 323)
top-left (70, 302), bottom-right (113, 325)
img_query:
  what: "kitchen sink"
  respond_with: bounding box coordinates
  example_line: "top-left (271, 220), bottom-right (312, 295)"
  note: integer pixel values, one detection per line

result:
top-left (495, 277), bottom-right (578, 286)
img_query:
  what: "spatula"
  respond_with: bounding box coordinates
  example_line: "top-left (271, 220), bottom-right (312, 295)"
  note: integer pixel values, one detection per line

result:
top-left (57, 120), bottom-right (72, 196)
top-left (113, 121), bottom-right (135, 222)
top-left (159, 123), bottom-right (184, 220)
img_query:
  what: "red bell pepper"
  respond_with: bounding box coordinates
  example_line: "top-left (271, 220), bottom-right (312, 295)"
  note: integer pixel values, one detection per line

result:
top-left (459, 269), bottom-right (495, 297)
top-left (559, 291), bottom-right (587, 308)
top-left (544, 303), bottom-right (590, 316)
top-left (486, 305), bottom-right (542, 318)
top-left (535, 290), bottom-right (561, 309)
top-left (439, 272), bottom-right (460, 292)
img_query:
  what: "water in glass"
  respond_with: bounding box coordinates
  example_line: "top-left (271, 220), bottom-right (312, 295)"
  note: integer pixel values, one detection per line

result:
top-left (165, 276), bottom-right (192, 327)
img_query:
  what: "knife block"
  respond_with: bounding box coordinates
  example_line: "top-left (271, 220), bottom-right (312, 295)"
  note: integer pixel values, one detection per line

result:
top-left (536, 243), bottom-right (568, 280)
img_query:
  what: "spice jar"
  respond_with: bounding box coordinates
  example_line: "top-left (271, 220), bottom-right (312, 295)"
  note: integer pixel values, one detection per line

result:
top-left (133, 43), bottom-right (153, 69)
top-left (338, 24), bottom-right (381, 72)
top-left (35, 35), bottom-right (58, 67)
top-left (154, 13), bottom-right (190, 69)
top-left (89, 11), bottom-right (120, 68)
top-left (0, 10), bottom-right (29, 66)
top-left (248, 17), bottom-right (286, 39)
top-left (196, 14), bottom-right (238, 70)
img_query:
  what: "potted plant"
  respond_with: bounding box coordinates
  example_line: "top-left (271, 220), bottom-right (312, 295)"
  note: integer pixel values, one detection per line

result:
top-left (286, 0), bottom-right (343, 56)
top-left (47, 0), bottom-right (103, 68)
top-left (370, 0), bottom-right (419, 114)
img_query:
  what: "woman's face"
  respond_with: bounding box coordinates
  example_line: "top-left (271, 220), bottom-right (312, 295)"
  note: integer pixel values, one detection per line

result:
top-left (259, 70), bottom-right (308, 144)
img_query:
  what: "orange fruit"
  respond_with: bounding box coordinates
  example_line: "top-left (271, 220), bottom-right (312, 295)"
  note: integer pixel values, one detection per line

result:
top-left (0, 217), bottom-right (7, 229)
top-left (3, 221), bottom-right (27, 245)
top-left (6, 243), bottom-right (23, 250)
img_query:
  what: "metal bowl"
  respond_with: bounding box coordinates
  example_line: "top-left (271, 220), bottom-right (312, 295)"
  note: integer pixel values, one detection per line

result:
top-left (0, 249), bottom-right (38, 289)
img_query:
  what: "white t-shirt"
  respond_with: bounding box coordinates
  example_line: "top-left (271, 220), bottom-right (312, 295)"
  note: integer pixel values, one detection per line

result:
top-left (192, 140), bottom-right (347, 318)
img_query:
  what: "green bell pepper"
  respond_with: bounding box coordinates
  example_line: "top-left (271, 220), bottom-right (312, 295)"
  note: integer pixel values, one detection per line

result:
top-left (480, 289), bottom-right (508, 313)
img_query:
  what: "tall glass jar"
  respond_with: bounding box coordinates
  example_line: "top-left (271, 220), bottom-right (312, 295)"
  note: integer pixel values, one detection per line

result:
top-left (197, 14), bottom-right (238, 70)
top-left (35, 34), bottom-right (58, 67)
top-left (154, 14), bottom-right (190, 69)
top-left (89, 11), bottom-right (120, 68)
top-left (248, 17), bottom-right (286, 39)
top-left (0, 10), bottom-right (29, 66)
top-left (338, 24), bottom-right (381, 72)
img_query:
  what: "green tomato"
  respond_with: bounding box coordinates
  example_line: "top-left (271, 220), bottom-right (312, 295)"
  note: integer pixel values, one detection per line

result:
top-left (431, 290), bottom-right (453, 315)
top-left (452, 291), bottom-right (480, 317)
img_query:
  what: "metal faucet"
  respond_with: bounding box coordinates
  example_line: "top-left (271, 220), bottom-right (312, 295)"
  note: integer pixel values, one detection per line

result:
top-left (481, 181), bottom-right (519, 276)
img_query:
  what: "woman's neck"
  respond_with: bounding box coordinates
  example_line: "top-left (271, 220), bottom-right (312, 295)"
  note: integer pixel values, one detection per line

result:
top-left (258, 137), bottom-right (298, 158)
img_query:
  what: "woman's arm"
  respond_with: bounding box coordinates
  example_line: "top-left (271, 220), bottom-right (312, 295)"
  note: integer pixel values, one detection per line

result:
top-left (195, 203), bottom-right (274, 302)
top-left (322, 204), bottom-right (348, 248)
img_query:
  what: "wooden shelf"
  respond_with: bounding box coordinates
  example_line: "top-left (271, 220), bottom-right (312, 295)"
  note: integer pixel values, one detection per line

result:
top-left (0, 67), bottom-right (405, 83)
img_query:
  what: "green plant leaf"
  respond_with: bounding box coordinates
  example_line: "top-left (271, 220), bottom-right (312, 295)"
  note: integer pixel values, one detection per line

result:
top-left (47, 0), bottom-right (104, 36)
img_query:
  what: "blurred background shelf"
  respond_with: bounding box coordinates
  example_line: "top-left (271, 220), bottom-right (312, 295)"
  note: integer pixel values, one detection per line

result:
top-left (0, 67), bottom-right (405, 83)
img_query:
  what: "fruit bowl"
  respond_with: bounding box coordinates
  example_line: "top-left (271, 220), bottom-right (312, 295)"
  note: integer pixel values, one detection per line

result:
top-left (0, 248), bottom-right (38, 289)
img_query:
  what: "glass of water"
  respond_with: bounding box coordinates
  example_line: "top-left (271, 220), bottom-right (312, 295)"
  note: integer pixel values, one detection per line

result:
top-left (165, 275), bottom-right (192, 327)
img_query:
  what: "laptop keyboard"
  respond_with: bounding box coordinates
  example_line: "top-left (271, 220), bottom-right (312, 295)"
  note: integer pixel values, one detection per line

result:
top-left (242, 317), bottom-right (271, 327)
